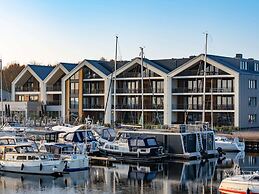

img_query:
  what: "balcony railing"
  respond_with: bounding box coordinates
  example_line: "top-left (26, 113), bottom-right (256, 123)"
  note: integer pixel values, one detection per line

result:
top-left (46, 85), bottom-right (61, 91)
top-left (83, 89), bottom-right (104, 94)
top-left (116, 88), bottom-right (164, 93)
top-left (112, 104), bottom-right (163, 109)
top-left (46, 101), bottom-right (61, 106)
top-left (172, 87), bottom-right (234, 93)
top-left (83, 104), bottom-right (104, 109)
top-left (177, 70), bottom-right (227, 76)
top-left (15, 86), bottom-right (39, 92)
top-left (172, 104), bottom-right (234, 110)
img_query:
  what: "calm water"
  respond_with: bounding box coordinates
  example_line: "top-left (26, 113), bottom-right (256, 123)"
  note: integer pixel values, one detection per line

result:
top-left (0, 152), bottom-right (256, 194)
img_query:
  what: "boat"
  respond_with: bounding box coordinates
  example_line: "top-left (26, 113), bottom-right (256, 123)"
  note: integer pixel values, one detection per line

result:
top-left (0, 144), bottom-right (66, 175)
top-left (219, 172), bottom-right (259, 194)
top-left (117, 125), bottom-right (218, 160)
top-left (215, 136), bottom-right (245, 152)
top-left (98, 130), bottom-right (166, 162)
top-left (52, 124), bottom-right (99, 154)
top-left (44, 143), bottom-right (89, 172)
top-left (0, 122), bottom-right (29, 132)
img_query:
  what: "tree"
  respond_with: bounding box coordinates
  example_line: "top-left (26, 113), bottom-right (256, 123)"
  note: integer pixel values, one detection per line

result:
top-left (2, 63), bottom-right (25, 92)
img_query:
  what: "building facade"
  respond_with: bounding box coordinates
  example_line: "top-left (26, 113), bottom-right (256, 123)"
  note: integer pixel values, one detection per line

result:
top-left (12, 54), bottom-right (259, 128)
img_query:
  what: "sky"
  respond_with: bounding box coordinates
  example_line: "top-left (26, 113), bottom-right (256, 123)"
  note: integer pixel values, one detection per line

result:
top-left (0, 0), bottom-right (258, 67)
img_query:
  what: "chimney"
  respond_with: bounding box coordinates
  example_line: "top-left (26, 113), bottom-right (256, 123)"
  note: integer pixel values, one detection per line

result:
top-left (236, 54), bottom-right (243, 59)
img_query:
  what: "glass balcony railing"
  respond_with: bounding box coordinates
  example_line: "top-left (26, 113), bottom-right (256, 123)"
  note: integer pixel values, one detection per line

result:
top-left (172, 87), bottom-right (234, 93)
top-left (172, 104), bottom-right (234, 110)
top-left (46, 85), bottom-right (61, 91)
top-left (46, 101), bottom-right (61, 105)
top-left (15, 86), bottom-right (39, 92)
top-left (83, 89), bottom-right (104, 94)
top-left (83, 104), bottom-right (104, 109)
top-left (112, 104), bottom-right (163, 109)
top-left (116, 88), bottom-right (164, 93)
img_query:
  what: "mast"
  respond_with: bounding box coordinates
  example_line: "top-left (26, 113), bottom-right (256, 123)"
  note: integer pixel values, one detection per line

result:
top-left (202, 33), bottom-right (208, 124)
top-left (140, 47), bottom-right (144, 129)
top-left (0, 58), bottom-right (3, 126)
top-left (113, 36), bottom-right (118, 128)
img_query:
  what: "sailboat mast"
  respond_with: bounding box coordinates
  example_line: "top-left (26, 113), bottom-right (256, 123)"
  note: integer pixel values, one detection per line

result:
top-left (0, 58), bottom-right (3, 125)
top-left (140, 47), bottom-right (144, 129)
top-left (202, 33), bottom-right (208, 124)
top-left (113, 36), bottom-right (118, 128)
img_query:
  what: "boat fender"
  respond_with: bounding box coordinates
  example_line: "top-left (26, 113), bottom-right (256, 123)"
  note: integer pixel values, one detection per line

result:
top-left (40, 163), bottom-right (43, 171)
top-left (21, 163), bottom-right (24, 170)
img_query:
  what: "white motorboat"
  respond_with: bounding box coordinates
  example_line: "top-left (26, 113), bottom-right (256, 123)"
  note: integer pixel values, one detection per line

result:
top-left (52, 124), bottom-right (99, 154)
top-left (1, 122), bottom-right (32, 132)
top-left (219, 172), bottom-right (259, 194)
top-left (44, 143), bottom-right (89, 172)
top-left (0, 144), bottom-right (66, 175)
top-left (215, 136), bottom-right (245, 152)
top-left (98, 131), bottom-right (166, 162)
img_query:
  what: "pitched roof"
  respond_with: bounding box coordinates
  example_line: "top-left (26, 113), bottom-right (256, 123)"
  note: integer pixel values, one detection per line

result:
top-left (28, 65), bottom-right (55, 80)
top-left (151, 57), bottom-right (193, 72)
top-left (60, 63), bottom-right (77, 72)
top-left (207, 54), bottom-right (259, 74)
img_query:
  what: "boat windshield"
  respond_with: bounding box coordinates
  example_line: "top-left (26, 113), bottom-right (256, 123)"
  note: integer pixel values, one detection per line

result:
top-left (0, 139), bottom-right (15, 145)
top-left (146, 138), bottom-right (158, 147)
top-left (102, 128), bottom-right (116, 141)
top-left (15, 146), bottom-right (35, 153)
top-left (250, 176), bottom-right (259, 181)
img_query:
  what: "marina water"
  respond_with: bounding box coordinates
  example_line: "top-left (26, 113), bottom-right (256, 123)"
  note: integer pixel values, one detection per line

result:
top-left (0, 151), bottom-right (256, 194)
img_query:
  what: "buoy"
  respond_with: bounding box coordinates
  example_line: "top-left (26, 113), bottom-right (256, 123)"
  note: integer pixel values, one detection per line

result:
top-left (21, 163), bottom-right (24, 170)
top-left (40, 163), bottom-right (43, 171)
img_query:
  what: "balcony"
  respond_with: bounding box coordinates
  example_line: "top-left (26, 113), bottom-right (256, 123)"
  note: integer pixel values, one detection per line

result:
top-left (116, 88), bottom-right (164, 94)
top-left (46, 101), bottom-right (61, 106)
top-left (15, 86), bottom-right (39, 92)
top-left (172, 87), bottom-right (234, 93)
top-left (113, 104), bottom-right (163, 109)
top-left (83, 89), bottom-right (104, 94)
top-left (46, 85), bottom-right (61, 91)
top-left (172, 104), bottom-right (234, 110)
top-left (83, 104), bottom-right (104, 109)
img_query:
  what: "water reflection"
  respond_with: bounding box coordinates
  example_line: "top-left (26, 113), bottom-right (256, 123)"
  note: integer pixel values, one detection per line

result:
top-left (1, 152), bottom-right (259, 194)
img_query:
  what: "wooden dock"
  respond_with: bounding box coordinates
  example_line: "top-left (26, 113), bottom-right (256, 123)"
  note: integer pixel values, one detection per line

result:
top-left (89, 156), bottom-right (117, 166)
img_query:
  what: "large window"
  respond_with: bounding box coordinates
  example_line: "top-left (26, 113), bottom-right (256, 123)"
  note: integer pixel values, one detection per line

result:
top-left (240, 61), bottom-right (248, 70)
top-left (249, 80), bottom-right (257, 89)
top-left (70, 97), bottom-right (78, 109)
top-left (248, 114), bottom-right (256, 123)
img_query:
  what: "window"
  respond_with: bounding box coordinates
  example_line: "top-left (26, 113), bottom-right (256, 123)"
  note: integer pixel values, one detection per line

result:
top-left (17, 156), bottom-right (27, 160)
top-left (255, 62), bottom-right (259, 72)
top-left (240, 61), bottom-right (248, 70)
top-left (249, 80), bottom-right (257, 89)
top-left (248, 114), bottom-right (257, 123)
top-left (249, 97), bottom-right (257, 106)
top-left (70, 97), bottom-right (78, 109)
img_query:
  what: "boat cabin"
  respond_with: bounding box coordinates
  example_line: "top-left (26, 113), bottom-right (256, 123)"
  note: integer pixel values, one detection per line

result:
top-left (26, 130), bottom-right (65, 143)
top-left (0, 136), bottom-right (29, 145)
top-left (63, 130), bottom-right (96, 143)
top-left (45, 143), bottom-right (77, 155)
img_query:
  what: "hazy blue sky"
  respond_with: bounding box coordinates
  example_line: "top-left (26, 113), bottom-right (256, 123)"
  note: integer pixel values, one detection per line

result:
top-left (0, 0), bottom-right (258, 66)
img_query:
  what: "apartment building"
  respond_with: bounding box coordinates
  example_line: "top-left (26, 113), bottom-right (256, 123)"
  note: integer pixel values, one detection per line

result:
top-left (12, 53), bottom-right (259, 128)
top-left (12, 63), bottom-right (76, 118)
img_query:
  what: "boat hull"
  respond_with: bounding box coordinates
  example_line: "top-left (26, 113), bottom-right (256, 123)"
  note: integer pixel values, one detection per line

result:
top-left (219, 175), bottom-right (259, 194)
top-left (64, 155), bottom-right (89, 172)
top-left (98, 147), bottom-right (166, 162)
top-left (0, 160), bottom-right (66, 175)
top-left (216, 142), bottom-right (245, 152)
